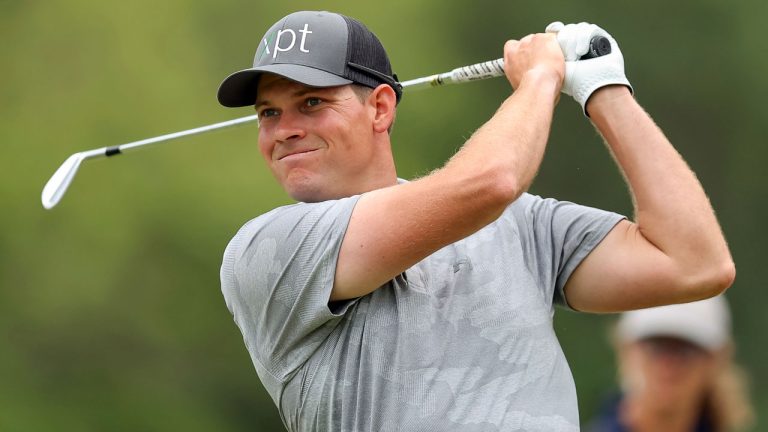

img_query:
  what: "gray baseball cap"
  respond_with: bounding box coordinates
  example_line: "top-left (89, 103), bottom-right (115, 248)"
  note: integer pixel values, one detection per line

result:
top-left (217, 11), bottom-right (402, 107)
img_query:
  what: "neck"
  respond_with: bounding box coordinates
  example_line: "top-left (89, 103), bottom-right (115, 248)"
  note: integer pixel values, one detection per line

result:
top-left (349, 136), bottom-right (399, 194)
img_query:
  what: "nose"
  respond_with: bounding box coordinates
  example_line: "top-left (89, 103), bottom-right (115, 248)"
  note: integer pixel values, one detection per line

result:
top-left (273, 109), bottom-right (306, 143)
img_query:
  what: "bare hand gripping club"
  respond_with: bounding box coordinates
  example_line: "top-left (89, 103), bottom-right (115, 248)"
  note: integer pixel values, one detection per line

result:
top-left (41, 36), bottom-right (610, 209)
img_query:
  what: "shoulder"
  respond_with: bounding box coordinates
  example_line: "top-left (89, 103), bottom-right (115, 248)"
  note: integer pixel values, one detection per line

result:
top-left (238, 197), bottom-right (360, 239)
top-left (223, 196), bottom-right (361, 263)
top-left (504, 192), bottom-right (555, 224)
top-left (257, 196), bottom-right (358, 226)
top-left (507, 192), bottom-right (538, 213)
top-left (508, 192), bottom-right (624, 225)
top-left (507, 192), bottom-right (583, 215)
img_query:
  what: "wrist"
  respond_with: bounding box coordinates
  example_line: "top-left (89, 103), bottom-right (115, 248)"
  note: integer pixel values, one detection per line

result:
top-left (585, 85), bottom-right (633, 118)
top-left (519, 68), bottom-right (563, 101)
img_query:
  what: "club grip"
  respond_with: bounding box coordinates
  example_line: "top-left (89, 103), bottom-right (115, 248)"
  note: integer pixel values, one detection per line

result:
top-left (400, 35), bottom-right (614, 90)
top-left (581, 36), bottom-right (612, 59)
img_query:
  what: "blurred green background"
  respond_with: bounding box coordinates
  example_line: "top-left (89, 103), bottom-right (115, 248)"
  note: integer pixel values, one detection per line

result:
top-left (2, 0), bottom-right (766, 430)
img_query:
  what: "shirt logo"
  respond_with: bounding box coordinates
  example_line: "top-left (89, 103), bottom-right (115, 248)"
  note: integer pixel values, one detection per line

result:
top-left (256, 23), bottom-right (313, 61)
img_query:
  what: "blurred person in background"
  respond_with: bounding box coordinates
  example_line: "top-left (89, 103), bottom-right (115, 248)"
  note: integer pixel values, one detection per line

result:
top-left (587, 296), bottom-right (754, 432)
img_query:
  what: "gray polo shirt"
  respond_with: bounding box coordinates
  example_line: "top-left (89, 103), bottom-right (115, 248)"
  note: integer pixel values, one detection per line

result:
top-left (220, 192), bottom-right (624, 431)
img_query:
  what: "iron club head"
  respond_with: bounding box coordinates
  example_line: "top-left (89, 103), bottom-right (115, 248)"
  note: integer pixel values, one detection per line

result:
top-left (41, 152), bottom-right (86, 210)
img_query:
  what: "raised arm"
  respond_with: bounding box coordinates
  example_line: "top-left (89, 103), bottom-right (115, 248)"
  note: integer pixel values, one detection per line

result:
top-left (555, 25), bottom-right (735, 312)
top-left (332, 34), bottom-right (564, 301)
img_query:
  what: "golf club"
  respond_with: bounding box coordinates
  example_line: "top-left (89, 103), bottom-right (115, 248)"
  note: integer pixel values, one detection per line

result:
top-left (41, 36), bottom-right (610, 209)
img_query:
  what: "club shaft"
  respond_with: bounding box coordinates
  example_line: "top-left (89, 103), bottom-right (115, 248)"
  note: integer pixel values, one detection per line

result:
top-left (43, 37), bottom-right (611, 208)
top-left (109, 114), bottom-right (259, 156)
top-left (118, 58), bottom-right (506, 151)
top-left (51, 34), bottom-right (612, 162)
top-left (68, 58), bottom-right (510, 161)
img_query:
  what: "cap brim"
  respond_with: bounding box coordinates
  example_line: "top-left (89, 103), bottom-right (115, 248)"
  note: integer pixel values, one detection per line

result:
top-left (217, 64), bottom-right (353, 107)
top-left (627, 324), bottom-right (719, 350)
top-left (617, 296), bottom-right (731, 351)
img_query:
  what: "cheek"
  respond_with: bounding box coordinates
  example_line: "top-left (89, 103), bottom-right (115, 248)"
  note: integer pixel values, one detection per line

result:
top-left (620, 350), bottom-right (649, 388)
top-left (335, 116), bottom-right (374, 157)
top-left (257, 134), bottom-right (273, 161)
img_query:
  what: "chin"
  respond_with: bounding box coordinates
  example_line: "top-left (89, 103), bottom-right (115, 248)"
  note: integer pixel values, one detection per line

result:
top-left (285, 179), bottom-right (331, 203)
top-left (290, 191), bottom-right (325, 203)
top-left (281, 171), bottom-right (360, 202)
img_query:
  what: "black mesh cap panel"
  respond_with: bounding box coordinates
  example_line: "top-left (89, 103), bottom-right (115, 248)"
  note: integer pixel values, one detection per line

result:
top-left (341, 15), bottom-right (402, 102)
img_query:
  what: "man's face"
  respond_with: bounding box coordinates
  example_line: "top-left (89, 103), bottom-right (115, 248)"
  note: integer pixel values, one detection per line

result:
top-left (254, 74), bottom-right (379, 202)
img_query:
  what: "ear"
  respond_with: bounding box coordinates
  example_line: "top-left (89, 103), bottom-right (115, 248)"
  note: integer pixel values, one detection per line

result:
top-left (369, 84), bottom-right (397, 133)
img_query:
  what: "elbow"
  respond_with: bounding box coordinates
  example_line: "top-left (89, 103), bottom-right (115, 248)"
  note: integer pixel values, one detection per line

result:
top-left (482, 170), bottom-right (524, 208)
top-left (712, 258), bottom-right (736, 294)
top-left (441, 161), bottom-right (527, 217)
top-left (679, 258), bottom-right (736, 301)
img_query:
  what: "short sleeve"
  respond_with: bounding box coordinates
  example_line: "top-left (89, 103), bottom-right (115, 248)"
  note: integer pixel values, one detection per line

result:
top-left (509, 193), bottom-right (625, 309)
top-left (220, 196), bottom-right (360, 385)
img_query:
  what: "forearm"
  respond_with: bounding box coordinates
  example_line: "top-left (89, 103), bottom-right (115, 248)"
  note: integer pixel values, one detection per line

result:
top-left (333, 71), bottom-right (560, 300)
top-left (333, 35), bottom-right (566, 300)
top-left (394, 71), bottom-right (559, 260)
top-left (439, 69), bottom-right (560, 207)
top-left (589, 87), bottom-right (735, 292)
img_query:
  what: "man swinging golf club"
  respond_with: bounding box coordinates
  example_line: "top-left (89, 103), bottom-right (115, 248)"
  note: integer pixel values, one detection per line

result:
top-left (218, 11), bottom-right (735, 431)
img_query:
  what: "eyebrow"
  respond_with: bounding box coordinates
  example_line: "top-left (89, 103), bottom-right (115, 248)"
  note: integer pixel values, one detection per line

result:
top-left (254, 87), bottom-right (326, 109)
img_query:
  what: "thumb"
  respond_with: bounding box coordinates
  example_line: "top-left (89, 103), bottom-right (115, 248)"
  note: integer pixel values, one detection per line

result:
top-left (545, 21), bottom-right (564, 33)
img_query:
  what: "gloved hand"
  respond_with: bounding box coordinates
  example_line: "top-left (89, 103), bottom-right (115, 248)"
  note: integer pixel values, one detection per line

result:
top-left (545, 21), bottom-right (633, 116)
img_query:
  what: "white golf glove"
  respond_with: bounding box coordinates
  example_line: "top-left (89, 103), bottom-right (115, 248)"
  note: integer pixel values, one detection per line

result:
top-left (546, 21), bottom-right (633, 116)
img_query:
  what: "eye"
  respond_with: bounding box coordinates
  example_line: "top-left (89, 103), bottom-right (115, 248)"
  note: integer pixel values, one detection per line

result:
top-left (257, 108), bottom-right (279, 120)
top-left (304, 97), bottom-right (322, 108)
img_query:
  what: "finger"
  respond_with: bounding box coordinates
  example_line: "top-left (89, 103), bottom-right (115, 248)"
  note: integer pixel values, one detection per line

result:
top-left (546, 21), bottom-right (564, 33)
top-left (573, 23), bottom-right (594, 58)
top-left (504, 39), bottom-right (520, 56)
top-left (555, 24), bottom-right (585, 62)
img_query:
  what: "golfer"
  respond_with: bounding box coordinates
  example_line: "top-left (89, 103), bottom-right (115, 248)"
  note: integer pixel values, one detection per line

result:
top-left (218, 11), bottom-right (734, 431)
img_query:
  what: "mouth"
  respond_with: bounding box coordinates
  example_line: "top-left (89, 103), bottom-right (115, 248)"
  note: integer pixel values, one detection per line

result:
top-left (277, 148), bottom-right (318, 161)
